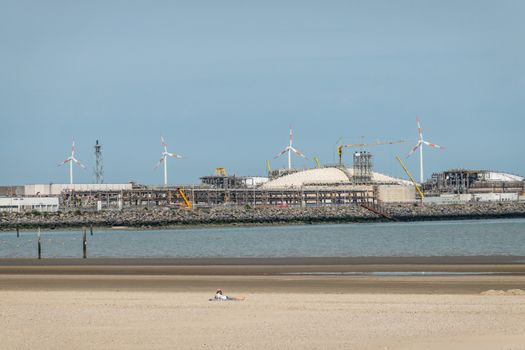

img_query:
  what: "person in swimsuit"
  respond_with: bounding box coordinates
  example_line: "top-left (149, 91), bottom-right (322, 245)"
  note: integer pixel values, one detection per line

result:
top-left (213, 289), bottom-right (245, 301)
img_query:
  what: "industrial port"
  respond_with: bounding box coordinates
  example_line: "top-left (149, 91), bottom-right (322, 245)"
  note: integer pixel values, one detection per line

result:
top-left (0, 120), bottom-right (524, 218)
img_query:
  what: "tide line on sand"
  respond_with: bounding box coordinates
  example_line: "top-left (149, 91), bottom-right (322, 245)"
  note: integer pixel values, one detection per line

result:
top-left (282, 271), bottom-right (506, 276)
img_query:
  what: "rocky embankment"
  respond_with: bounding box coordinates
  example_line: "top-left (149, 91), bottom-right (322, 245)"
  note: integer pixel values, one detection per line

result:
top-left (1, 202), bottom-right (524, 230)
top-left (384, 202), bottom-right (525, 220)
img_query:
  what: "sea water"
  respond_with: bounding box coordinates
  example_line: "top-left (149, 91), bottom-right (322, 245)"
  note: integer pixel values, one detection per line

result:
top-left (1, 218), bottom-right (524, 258)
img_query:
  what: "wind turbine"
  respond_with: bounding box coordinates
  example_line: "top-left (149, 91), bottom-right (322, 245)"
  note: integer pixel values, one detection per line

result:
top-left (407, 117), bottom-right (443, 183)
top-left (274, 127), bottom-right (308, 170)
top-left (58, 140), bottom-right (86, 184)
top-left (155, 135), bottom-right (183, 186)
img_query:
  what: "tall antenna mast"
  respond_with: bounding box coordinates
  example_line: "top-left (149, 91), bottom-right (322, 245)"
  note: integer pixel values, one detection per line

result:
top-left (94, 139), bottom-right (104, 184)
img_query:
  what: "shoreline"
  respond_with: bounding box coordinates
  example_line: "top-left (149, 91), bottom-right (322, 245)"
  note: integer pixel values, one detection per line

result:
top-left (3, 274), bottom-right (525, 295)
top-left (2, 255), bottom-right (525, 267)
top-left (1, 266), bottom-right (525, 295)
top-left (2, 256), bottom-right (525, 294)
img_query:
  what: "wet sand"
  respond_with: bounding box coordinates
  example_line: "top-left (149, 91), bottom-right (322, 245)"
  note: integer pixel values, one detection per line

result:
top-left (2, 257), bottom-right (525, 349)
top-left (2, 256), bottom-right (525, 294)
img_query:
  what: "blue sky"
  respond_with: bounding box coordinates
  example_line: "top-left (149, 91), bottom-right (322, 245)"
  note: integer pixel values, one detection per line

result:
top-left (1, 0), bottom-right (524, 185)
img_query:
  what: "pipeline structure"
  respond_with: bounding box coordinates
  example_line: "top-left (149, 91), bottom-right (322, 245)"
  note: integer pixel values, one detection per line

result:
top-left (59, 185), bottom-right (375, 210)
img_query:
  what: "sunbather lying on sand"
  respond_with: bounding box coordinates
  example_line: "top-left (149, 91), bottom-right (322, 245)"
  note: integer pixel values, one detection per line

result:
top-left (210, 289), bottom-right (245, 301)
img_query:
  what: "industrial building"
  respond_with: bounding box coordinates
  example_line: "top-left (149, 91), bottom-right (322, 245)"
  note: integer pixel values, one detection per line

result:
top-left (0, 186), bottom-right (24, 197)
top-left (23, 183), bottom-right (133, 196)
top-left (0, 150), bottom-right (412, 210)
top-left (422, 193), bottom-right (520, 205)
top-left (200, 169), bottom-right (268, 189)
top-left (48, 154), bottom-right (415, 210)
top-left (2, 121), bottom-right (523, 211)
top-left (424, 169), bottom-right (525, 195)
top-left (0, 197), bottom-right (59, 212)
top-left (2, 159), bottom-right (524, 211)
top-left (0, 184), bottom-right (134, 212)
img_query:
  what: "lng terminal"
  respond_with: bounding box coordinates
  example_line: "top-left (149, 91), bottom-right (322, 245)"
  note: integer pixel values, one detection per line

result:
top-left (1, 122), bottom-right (525, 228)
top-left (1, 164), bottom-right (524, 230)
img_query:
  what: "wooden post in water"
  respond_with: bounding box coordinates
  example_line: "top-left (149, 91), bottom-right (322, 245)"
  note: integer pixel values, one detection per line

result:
top-left (90, 224), bottom-right (93, 236)
top-left (37, 227), bottom-right (42, 259)
top-left (16, 227), bottom-right (19, 238)
top-left (82, 227), bottom-right (87, 259)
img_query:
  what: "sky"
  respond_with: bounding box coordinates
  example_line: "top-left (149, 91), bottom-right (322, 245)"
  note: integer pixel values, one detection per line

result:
top-left (1, 0), bottom-right (524, 185)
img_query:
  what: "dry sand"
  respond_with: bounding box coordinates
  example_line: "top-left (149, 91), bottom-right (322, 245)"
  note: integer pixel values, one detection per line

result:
top-left (1, 289), bottom-right (525, 350)
top-left (2, 258), bottom-right (525, 349)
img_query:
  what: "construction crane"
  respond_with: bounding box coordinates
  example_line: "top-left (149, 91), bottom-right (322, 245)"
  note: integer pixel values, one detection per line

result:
top-left (215, 168), bottom-right (227, 176)
top-left (314, 157), bottom-right (321, 169)
top-left (395, 155), bottom-right (424, 199)
top-left (177, 188), bottom-right (193, 209)
top-left (337, 140), bottom-right (408, 165)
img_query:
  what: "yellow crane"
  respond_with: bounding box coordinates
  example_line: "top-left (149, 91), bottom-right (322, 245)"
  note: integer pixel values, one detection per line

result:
top-left (395, 155), bottom-right (424, 199)
top-left (337, 139), bottom-right (408, 165)
top-left (177, 187), bottom-right (193, 209)
top-left (215, 168), bottom-right (227, 176)
top-left (266, 160), bottom-right (271, 175)
top-left (314, 157), bottom-right (321, 169)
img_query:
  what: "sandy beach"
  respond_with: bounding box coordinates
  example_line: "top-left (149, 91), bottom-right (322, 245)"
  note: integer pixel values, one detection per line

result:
top-left (1, 288), bottom-right (525, 349)
top-left (1, 258), bottom-right (525, 349)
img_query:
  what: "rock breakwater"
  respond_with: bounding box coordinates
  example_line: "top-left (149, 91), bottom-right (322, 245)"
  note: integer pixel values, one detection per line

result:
top-left (384, 202), bottom-right (525, 220)
top-left (1, 202), bottom-right (524, 231)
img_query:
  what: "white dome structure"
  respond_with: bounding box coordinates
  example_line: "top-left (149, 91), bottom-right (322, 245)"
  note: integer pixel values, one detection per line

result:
top-left (261, 167), bottom-right (411, 189)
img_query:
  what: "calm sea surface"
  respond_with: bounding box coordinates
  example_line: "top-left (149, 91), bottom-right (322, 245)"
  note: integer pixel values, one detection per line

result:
top-left (1, 219), bottom-right (525, 258)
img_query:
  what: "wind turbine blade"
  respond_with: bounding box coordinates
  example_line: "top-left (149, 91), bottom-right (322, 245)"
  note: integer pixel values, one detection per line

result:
top-left (167, 152), bottom-right (183, 159)
top-left (416, 117), bottom-right (422, 141)
top-left (160, 135), bottom-right (168, 153)
top-left (58, 157), bottom-right (71, 166)
top-left (73, 158), bottom-right (86, 169)
top-left (290, 147), bottom-right (308, 159)
top-left (154, 157), bottom-right (165, 169)
top-left (71, 140), bottom-right (75, 157)
top-left (407, 141), bottom-right (422, 157)
top-left (423, 140), bottom-right (444, 149)
top-left (274, 147), bottom-right (289, 159)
